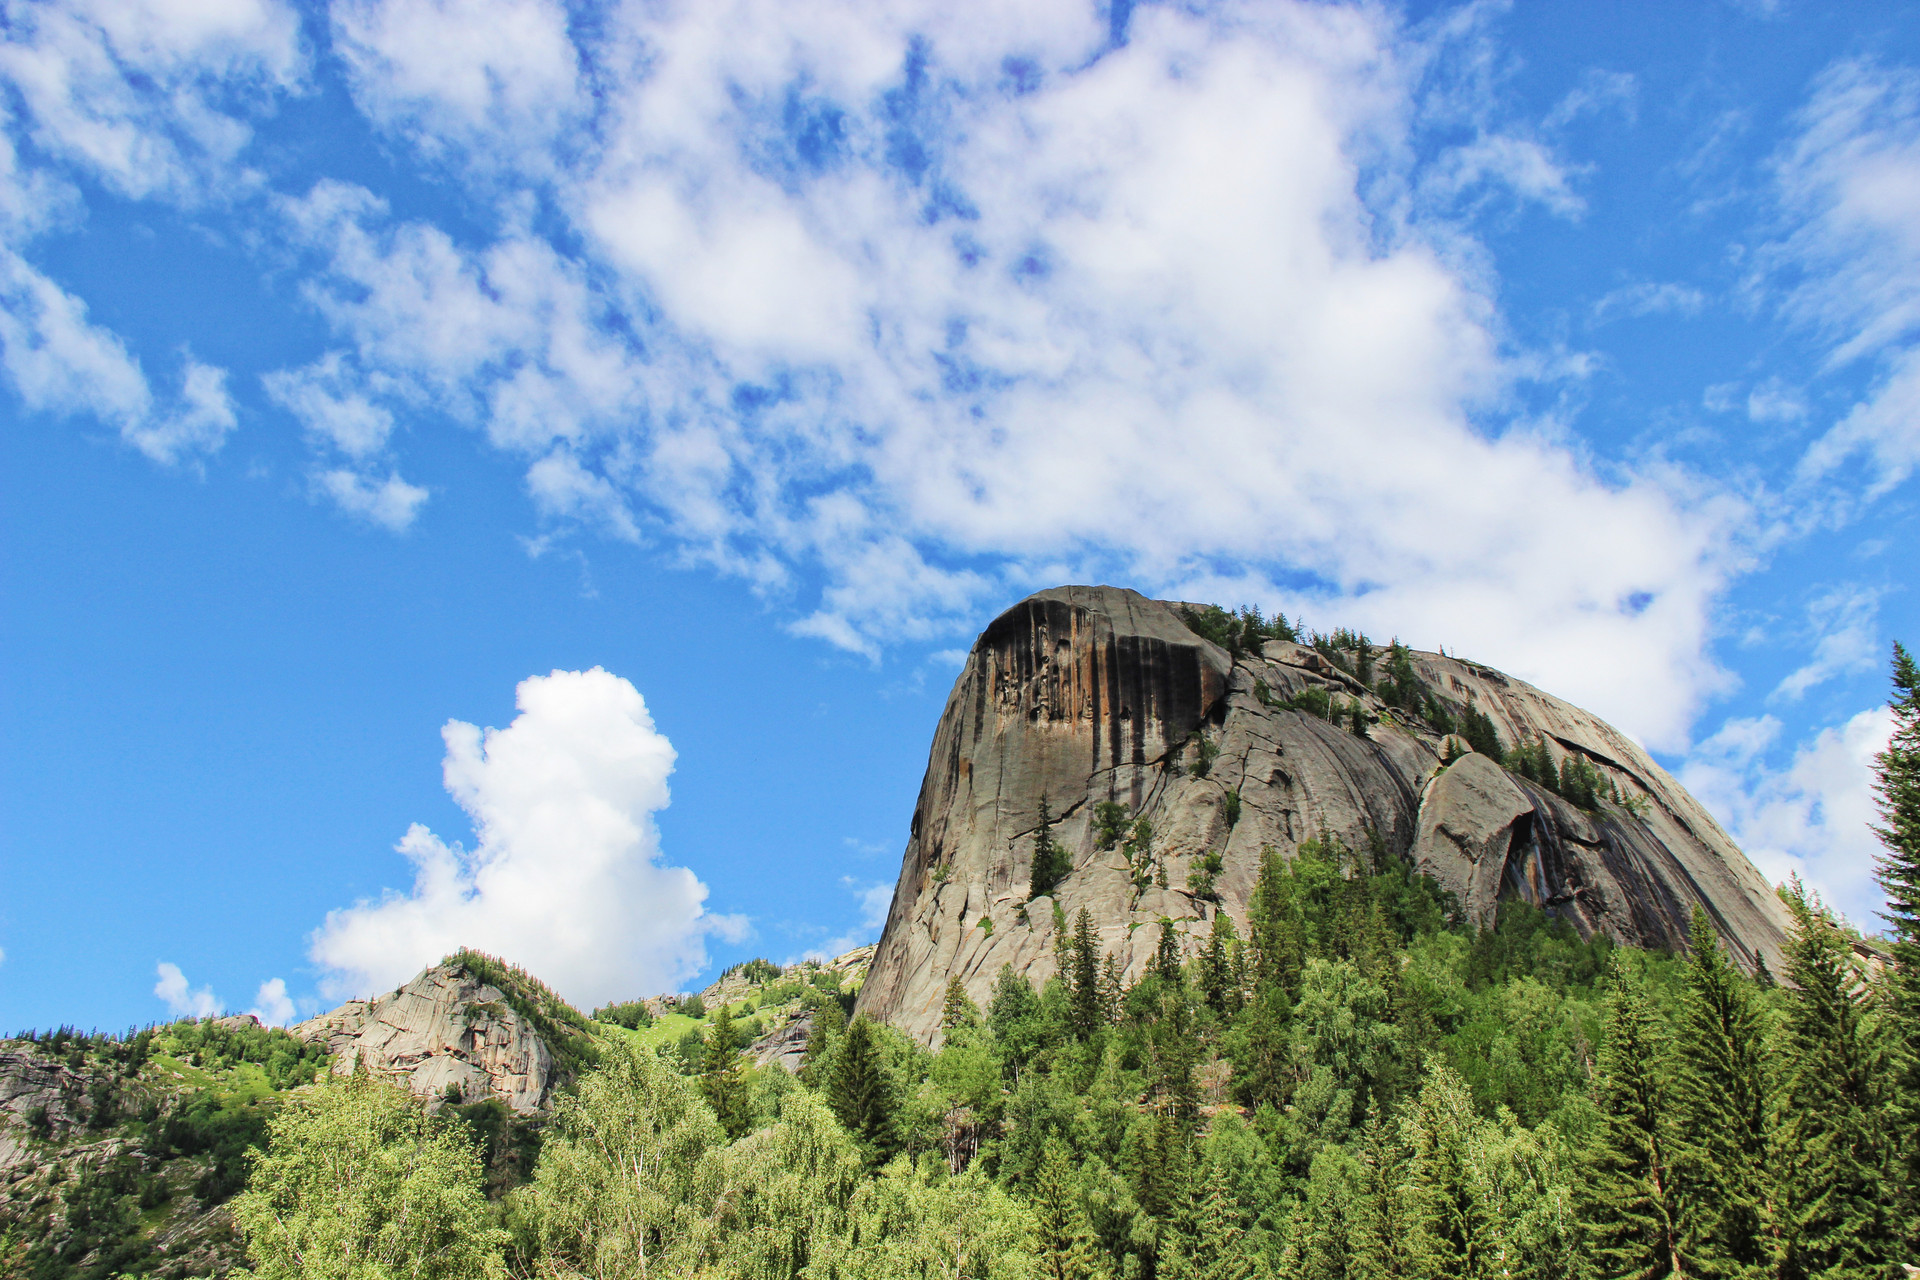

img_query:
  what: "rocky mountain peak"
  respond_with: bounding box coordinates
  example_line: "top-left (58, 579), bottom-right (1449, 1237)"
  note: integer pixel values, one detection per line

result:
top-left (855, 585), bottom-right (1790, 1042)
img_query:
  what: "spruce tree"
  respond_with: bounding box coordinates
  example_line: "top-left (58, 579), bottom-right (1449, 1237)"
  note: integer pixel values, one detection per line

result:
top-left (1200, 913), bottom-right (1239, 1014)
top-left (826, 1015), bottom-right (896, 1165)
top-left (1349, 1104), bottom-right (1415, 1280)
top-left (699, 1003), bottom-right (751, 1139)
top-left (1584, 960), bottom-right (1693, 1280)
top-left (1870, 641), bottom-right (1920, 1246)
top-left (941, 975), bottom-right (981, 1035)
top-left (1030, 794), bottom-right (1065, 899)
top-left (1070, 908), bottom-right (1105, 1037)
top-left (1671, 907), bottom-right (1773, 1278)
top-left (1154, 917), bottom-right (1184, 985)
top-left (1032, 1139), bottom-right (1109, 1280)
top-left (1774, 884), bottom-right (1894, 1280)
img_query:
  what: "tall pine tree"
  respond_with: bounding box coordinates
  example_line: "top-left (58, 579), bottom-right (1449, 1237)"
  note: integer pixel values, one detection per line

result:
top-left (826, 1015), bottom-right (897, 1167)
top-left (1070, 908), bottom-right (1105, 1038)
top-left (1584, 960), bottom-right (1694, 1280)
top-left (1774, 884), bottom-right (1893, 1280)
top-left (1870, 641), bottom-right (1920, 1248)
top-left (1032, 1139), bottom-right (1109, 1280)
top-left (1671, 907), bottom-right (1774, 1279)
top-left (698, 1002), bottom-right (751, 1139)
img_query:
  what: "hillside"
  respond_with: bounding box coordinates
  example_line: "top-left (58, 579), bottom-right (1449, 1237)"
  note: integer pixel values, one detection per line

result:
top-left (857, 585), bottom-right (1791, 1041)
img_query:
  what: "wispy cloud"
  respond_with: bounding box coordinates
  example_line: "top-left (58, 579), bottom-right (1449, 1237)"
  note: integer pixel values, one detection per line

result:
top-left (1769, 60), bottom-right (1920, 492)
top-left (1772, 585), bottom-right (1881, 702)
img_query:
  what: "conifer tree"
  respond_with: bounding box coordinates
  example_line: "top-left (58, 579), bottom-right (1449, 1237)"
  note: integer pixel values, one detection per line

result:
top-left (826, 1015), bottom-right (896, 1166)
top-left (1154, 918), bottom-right (1184, 985)
top-left (1774, 884), bottom-right (1894, 1280)
top-left (1099, 953), bottom-right (1125, 1025)
top-left (941, 975), bottom-right (981, 1035)
top-left (1404, 1065), bottom-right (1496, 1280)
top-left (1030, 794), bottom-right (1066, 899)
top-left (1349, 1104), bottom-right (1415, 1280)
top-left (1200, 913), bottom-right (1239, 1014)
top-left (1032, 1139), bottom-right (1109, 1280)
top-left (1870, 641), bottom-right (1920, 1244)
top-left (1584, 959), bottom-right (1693, 1280)
top-left (1249, 846), bottom-right (1303, 997)
top-left (699, 1002), bottom-right (751, 1139)
top-left (1070, 908), bottom-right (1105, 1037)
top-left (1671, 907), bottom-right (1773, 1278)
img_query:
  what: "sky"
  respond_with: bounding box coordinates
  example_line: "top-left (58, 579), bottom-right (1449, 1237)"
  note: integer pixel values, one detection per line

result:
top-left (2, 0), bottom-right (1917, 1032)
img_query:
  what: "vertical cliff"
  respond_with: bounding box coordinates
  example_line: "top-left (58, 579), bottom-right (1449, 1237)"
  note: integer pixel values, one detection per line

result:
top-left (856, 585), bottom-right (1790, 1043)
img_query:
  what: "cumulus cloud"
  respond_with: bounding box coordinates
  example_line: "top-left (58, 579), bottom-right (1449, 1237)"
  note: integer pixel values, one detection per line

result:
top-left (154, 962), bottom-right (222, 1018)
top-left (248, 978), bottom-right (295, 1027)
top-left (1682, 708), bottom-right (1894, 928)
top-left (258, 0), bottom-right (1747, 748)
top-left (309, 667), bottom-right (736, 1008)
top-left (1770, 60), bottom-right (1920, 491)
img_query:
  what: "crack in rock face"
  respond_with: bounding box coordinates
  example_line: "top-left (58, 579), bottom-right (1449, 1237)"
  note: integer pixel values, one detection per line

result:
top-left (855, 584), bottom-right (1791, 1044)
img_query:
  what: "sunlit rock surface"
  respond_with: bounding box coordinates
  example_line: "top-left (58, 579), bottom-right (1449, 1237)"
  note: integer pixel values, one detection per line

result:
top-left (857, 585), bottom-right (1789, 1043)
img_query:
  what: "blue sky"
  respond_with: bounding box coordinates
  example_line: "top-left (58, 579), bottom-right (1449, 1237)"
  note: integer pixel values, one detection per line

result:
top-left (2, 0), bottom-right (1917, 1031)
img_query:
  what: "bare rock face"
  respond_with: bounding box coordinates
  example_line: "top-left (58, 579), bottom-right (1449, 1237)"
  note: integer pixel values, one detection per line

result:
top-left (294, 963), bottom-right (556, 1114)
top-left (856, 585), bottom-right (1790, 1043)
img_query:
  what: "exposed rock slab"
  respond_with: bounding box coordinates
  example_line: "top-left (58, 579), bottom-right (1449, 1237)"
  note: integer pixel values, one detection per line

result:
top-left (294, 963), bottom-right (555, 1114)
top-left (857, 585), bottom-right (1791, 1043)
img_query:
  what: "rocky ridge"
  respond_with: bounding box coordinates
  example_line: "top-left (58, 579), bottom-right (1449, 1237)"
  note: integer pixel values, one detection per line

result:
top-left (857, 585), bottom-right (1793, 1042)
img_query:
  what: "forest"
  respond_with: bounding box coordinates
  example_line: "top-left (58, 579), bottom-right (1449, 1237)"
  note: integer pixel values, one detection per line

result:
top-left (8, 645), bottom-right (1919, 1280)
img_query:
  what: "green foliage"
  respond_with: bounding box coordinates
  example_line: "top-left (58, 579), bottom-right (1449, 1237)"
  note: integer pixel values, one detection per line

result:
top-left (677, 993), bottom-right (707, 1019)
top-left (1223, 789), bottom-right (1241, 829)
top-left (827, 1016), bottom-right (899, 1166)
top-left (724, 957), bottom-right (783, 985)
top-left (700, 1003), bottom-right (753, 1139)
top-left (1029, 794), bottom-right (1072, 900)
top-left (590, 999), bottom-right (653, 1029)
top-left (1189, 731), bottom-right (1220, 778)
top-left (446, 949), bottom-right (599, 1077)
top-left (1094, 801), bottom-right (1131, 851)
top-left (1187, 849), bottom-right (1224, 901)
top-left (1286, 686), bottom-right (1336, 721)
top-left (1460, 702), bottom-right (1504, 761)
top-left (1773, 882), bottom-right (1897, 1278)
top-left (1583, 961), bottom-right (1690, 1280)
top-left (232, 1071), bottom-right (506, 1280)
top-left (1872, 640), bottom-right (1920, 1245)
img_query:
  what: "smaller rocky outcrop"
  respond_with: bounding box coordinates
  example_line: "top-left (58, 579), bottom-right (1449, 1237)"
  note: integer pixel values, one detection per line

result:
top-left (1411, 752), bottom-right (1536, 923)
top-left (295, 961), bottom-right (561, 1115)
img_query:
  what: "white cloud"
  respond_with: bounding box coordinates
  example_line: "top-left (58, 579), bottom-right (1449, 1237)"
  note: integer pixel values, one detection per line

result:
top-left (248, 978), bottom-right (295, 1027)
top-left (269, 1), bottom-right (1747, 748)
top-left (0, 0), bottom-right (302, 202)
top-left (1770, 60), bottom-right (1920, 490)
top-left (1593, 281), bottom-right (1707, 322)
top-left (1771, 584), bottom-right (1881, 702)
top-left (1682, 707), bottom-right (1894, 928)
top-left (316, 467), bottom-right (428, 531)
top-left (0, 252), bottom-right (237, 463)
top-left (800, 877), bottom-right (895, 962)
top-left (309, 667), bottom-right (731, 1008)
top-left (264, 352), bottom-right (396, 458)
top-left (154, 962), bottom-right (222, 1018)
top-left (330, 0), bottom-right (583, 169)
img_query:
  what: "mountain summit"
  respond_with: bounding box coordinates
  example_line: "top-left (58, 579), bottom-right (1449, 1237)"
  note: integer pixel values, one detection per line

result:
top-left (857, 585), bottom-right (1789, 1041)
